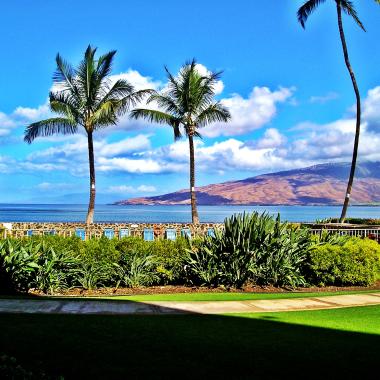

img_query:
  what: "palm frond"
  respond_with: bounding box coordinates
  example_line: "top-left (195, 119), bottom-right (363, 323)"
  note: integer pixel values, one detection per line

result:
top-left (164, 65), bottom-right (182, 103)
top-left (53, 53), bottom-right (74, 84)
top-left (340, 0), bottom-right (366, 31)
top-left (115, 89), bottom-right (153, 115)
top-left (49, 91), bottom-right (80, 120)
top-left (24, 118), bottom-right (78, 144)
top-left (297, 0), bottom-right (327, 28)
top-left (75, 45), bottom-right (97, 105)
top-left (130, 108), bottom-right (177, 125)
top-left (96, 50), bottom-right (117, 80)
top-left (90, 101), bottom-right (118, 130)
top-left (147, 93), bottom-right (181, 115)
top-left (195, 103), bottom-right (231, 127)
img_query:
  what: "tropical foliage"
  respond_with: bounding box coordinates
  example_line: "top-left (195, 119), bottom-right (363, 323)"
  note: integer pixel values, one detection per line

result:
top-left (185, 213), bottom-right (311, 288)
top-left (1, 213), bottom-right (380, 294)
top-left (297, 0), bottom-right (380, 222)
top-left (131, 59), bottom-right (231, 224)
top-left (24, 46), bottom-right (150, 224)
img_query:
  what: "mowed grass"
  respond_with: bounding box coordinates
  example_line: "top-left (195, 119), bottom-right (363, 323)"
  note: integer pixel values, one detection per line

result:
top-left (3, 289), bottom-right (380, 303)
top-left (1, 305), bottom-right (380, 379)
top-left (109, 289), bottom-right (380, 302)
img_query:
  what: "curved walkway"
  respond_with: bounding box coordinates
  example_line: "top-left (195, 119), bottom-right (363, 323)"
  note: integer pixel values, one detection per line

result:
top-left (1, 293), bottom-right (380, 315)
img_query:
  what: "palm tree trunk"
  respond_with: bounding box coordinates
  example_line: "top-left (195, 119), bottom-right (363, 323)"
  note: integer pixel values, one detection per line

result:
top-left (336, 2), bottom-right (361, 223)
top-left (188, 134), bottom-right (200, 224)
top-left (86, 130), bottom-right (96, 225)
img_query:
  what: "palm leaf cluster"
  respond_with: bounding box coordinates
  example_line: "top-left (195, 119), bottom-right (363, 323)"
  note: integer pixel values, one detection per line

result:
top-left (25, 45), bottom-right (149, 143)
top-left (131, 59), bottom-right (230, 139)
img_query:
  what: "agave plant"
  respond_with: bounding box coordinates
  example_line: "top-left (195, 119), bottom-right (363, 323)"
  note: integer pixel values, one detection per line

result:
top-left (185, 212), bottom-right (311, 288)
top-left (76, 260), bottom-right (121, 290)
top-left (120, 252), bottom-right (160, 288)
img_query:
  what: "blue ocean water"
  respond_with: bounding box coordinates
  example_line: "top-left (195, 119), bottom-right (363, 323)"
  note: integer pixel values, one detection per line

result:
top-left (0, 204), bottom-right (379, 223)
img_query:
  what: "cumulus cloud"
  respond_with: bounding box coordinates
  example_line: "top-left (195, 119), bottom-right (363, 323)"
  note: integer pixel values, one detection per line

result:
top-left (203, 86), bottom-right (294, 138)
top-left (362, 86), bottom-right (380, 132)
top-left (14, 103), bottom-right (51, 121)
top-left (256, 128), bottom-right (286, 149)
top-left (98, 135), bottom-right (151, 157)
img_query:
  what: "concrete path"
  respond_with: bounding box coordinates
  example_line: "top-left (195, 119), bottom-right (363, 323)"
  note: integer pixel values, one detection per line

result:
top-left (1, 293), bottom-right (380, 315)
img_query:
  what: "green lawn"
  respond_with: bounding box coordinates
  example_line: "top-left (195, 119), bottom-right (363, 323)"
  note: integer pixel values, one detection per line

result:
top-left (3, 289), bottom-right (380, 303)
top-left (1, 305), bottom-right (379, 379)
top-left (110, 289), bottom-right (380, 302)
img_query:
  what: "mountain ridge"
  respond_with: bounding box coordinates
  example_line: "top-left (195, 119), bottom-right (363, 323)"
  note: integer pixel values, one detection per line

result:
top-left (114, 162), bottom-right (380, 206)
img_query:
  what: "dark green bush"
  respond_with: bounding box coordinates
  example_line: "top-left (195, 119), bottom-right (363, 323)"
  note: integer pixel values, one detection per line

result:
top-left (307, 237), bottom-right (380, 286)
top-left (116, 237), bottom-right (189, 284)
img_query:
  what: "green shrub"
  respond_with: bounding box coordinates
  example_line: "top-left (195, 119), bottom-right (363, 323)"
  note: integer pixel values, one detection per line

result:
top-left (34, 244), bottom-right (80, 294)
top-left (80, 237), bottom-right (120, 263)
top-left (185, 213), bottom-right (311, 288)
top-left (30, 235), bottom-right (82, 255)
top-left (76, 260), bottom-right (121, 290)
top-left (307, 237), bottom-right (380, 286)
top-left (116, 237), bottom-right (189, 284)
top-left (0, 239), bottom-right (40, 293)
top-left (120, 252), bottom-right (159, 287)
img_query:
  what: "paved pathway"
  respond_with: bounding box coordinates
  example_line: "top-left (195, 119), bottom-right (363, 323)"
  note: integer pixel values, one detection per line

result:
top-left (1, 293), bottom-right (380, 315)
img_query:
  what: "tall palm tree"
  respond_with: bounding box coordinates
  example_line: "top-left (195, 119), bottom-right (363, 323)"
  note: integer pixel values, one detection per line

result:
top-left (24, 45), bottom-right (150, 225)
top-left (131, 59), bottom-right (231, 224)
top-left (297, 0), bottom-right (380, 222)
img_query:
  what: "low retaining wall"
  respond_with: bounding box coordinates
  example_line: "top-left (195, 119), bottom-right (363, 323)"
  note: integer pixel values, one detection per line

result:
top-left (0, 222), bottom-right (223, 240)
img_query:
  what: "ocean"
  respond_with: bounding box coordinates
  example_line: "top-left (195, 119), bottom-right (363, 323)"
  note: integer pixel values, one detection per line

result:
top-left (0, 204), bottom-right (379, 223)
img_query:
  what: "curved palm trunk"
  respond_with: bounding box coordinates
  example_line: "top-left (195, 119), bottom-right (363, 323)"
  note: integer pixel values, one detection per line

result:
top-left (86, 130), bottom-right (96, 225)
top-left (188, 134), bottom-right (199, 224)
top-left (337, 2), bottom-right (362, 223)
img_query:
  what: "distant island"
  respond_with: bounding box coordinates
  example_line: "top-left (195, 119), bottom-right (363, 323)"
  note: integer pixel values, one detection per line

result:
top-left (114, 162), bottom-right (380, 206)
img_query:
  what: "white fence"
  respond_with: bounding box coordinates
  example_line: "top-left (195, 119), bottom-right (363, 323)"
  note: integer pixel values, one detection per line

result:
top-left (309, 228), bottom-right (380, 239)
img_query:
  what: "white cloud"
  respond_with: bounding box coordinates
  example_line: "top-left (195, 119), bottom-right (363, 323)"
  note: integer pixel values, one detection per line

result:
top-left (309, 92), bottom-right (339, 104)
top-left (14, 103), bottom-right (51, 121)
top-left (110, 69), bottom-right (161, 91)
top-left (98, 135), bottom-right (151, 157)
top-left (256, 128), bottom-right (286, 149)
top-left (107, 184), bottom-right (157, 194)
top-left (362, 86), bottom-right (380, 131)
top-left (36, 182), bottom-right (74, 191)
top-left (0, 111), bottom-right (17, 136)
top-left (203, 86), bottom-right (294, 137)
top-left (97, 156), bottom-right (184, 174)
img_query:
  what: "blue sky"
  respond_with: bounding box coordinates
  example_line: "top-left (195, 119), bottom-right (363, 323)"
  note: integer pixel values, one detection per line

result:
top-left (1, 0), bottom-right (380, 203)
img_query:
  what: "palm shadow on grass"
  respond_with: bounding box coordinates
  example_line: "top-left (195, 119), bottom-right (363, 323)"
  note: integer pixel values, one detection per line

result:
top-left (0, 303), bottom-right (379, 379)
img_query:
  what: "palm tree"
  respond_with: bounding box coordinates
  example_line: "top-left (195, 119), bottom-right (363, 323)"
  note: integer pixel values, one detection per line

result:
top-left (24, 45), bottom-right (150, 225)
top-left (297, 0), bottom-right (380, 222)
top-left (131, 59), bottom-right (231, 224)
